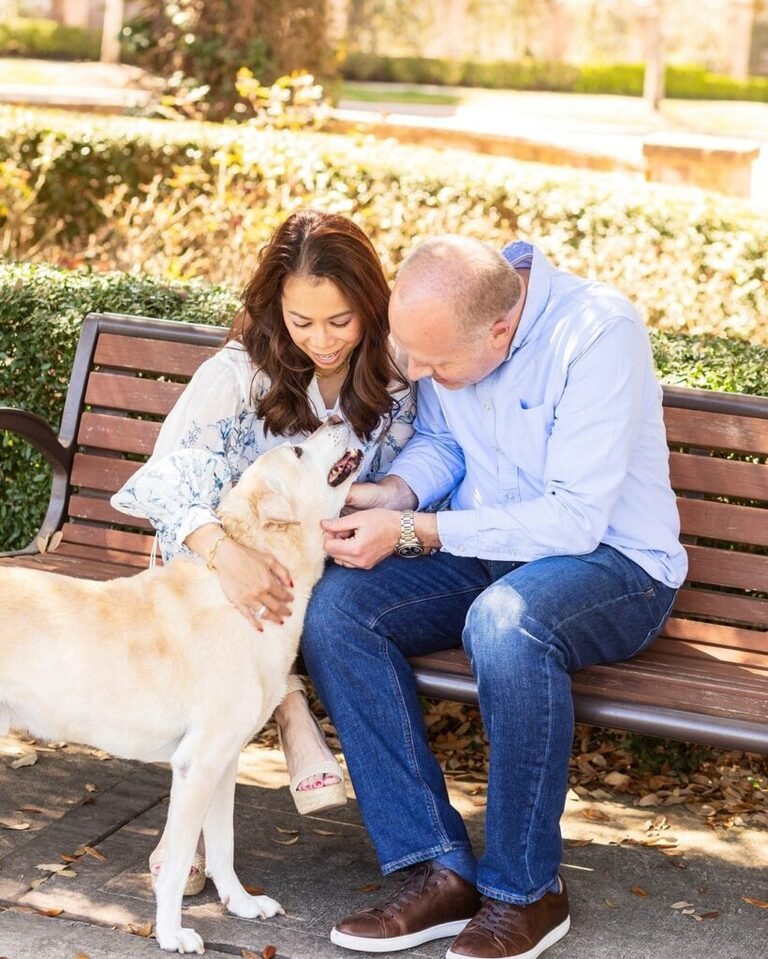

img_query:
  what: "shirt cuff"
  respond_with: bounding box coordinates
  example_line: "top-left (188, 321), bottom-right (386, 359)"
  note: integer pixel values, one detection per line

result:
top-left (436, 509), bottom-right (479, 557)
top-left (174, 506), bottom-right (222, 553)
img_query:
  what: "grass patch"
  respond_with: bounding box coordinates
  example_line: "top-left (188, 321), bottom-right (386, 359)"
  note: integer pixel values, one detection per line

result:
top-left (340, 83), bottom-right (460, 106)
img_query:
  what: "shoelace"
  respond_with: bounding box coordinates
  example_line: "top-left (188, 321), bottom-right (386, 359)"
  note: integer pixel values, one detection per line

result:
top-left (379, 863), bottom-right (443, 918)
top-left (469, 895), bottom-right (523, 935)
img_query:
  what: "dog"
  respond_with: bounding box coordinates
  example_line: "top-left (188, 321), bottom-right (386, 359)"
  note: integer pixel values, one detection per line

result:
top-left (0, 417), bottom-right (362, 954)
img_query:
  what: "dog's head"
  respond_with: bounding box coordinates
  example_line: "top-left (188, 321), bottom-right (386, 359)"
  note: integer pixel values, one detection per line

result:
top-left (217, 417), bottom-right (363, 553)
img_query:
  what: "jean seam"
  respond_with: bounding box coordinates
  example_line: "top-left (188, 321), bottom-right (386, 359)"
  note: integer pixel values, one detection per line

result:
top-left (381, 635), bottom-right (453, 850)
top-left (367, 585), bottom-right (486, 632)
top-left (382, 842), bottom-right (473, 876)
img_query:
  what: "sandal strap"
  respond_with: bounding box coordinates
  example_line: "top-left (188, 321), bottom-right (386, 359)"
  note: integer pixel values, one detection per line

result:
top-left (288, 758), bottom-right (344, 794)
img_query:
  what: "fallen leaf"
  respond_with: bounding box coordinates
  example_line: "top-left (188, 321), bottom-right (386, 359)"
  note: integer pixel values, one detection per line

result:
top-left (29, 877), bottom-right (47, 888)
top-left (671, 901), bottom-right (694, 909)
top-left (699, 911), bottom-right (720, 920)
top-left (10, 752), bottom-right (38, 769)
top-left (742, 897), bottom-right (768, 909)
top-left (312, 828), bottom-right (336, 836)
top-left (127, 920), bottom-right (153, 938)
top-left (75, 953), bottom-right (92, 959)
top-left (636, 793), bottom-right (660, 807)
top-left (273, 835), bottom-right (299, 845)
top-left (18, 806), bottom-right (43, 814)
top-left (85, 783), bottom-right (98, 793)
top-left (244, 885), bottom-right (265, 896)
top-left (631, 886), bottom-right (651, 898)
top-left (241, 951), bottom-right (259, 959)
top-left (36, 907), bottom-right (64, 917)
top-left (60, 854), bottom-right (80, 863)
top-left (604, 772), bottom-right (631, 790)
top-left (81, 845), bottom-right (107, 862)
top-left (48, 531), bottom-right (63, 552)
top-left (604, 898), bottom-right (617, 908)
top-left (355, 883), bottom-right (381, 892)
top-left (582, 808), bottom-right (610, 822)
top-left (90, 749), bottom-right (112, 761)
top-left (0, 820), bottom-right (30, 831)
top-left (275, 826), bottom-right (299, 835)
top-left (36, 863), bottom-right (67, 873)
top-left (262, 947), bottom-right (277, 959)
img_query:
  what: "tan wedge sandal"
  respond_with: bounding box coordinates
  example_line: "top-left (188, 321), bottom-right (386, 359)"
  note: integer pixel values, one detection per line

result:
top-left (279, 674), bottom-right (347, 816)
top-left (149, 848), bottom-right (207, 897)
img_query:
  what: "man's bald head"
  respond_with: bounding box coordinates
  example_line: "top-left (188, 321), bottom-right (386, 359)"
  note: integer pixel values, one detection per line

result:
top-left (392, 236), bottom-right (522, 336)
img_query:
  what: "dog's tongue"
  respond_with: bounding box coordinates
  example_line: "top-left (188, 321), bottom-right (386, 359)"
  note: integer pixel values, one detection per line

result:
top-left (328, 449), bottom-right (363, 487)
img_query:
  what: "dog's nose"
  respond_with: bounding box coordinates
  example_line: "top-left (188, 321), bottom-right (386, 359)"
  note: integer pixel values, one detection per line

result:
top-left (326, 415), bottom-right (344, 427)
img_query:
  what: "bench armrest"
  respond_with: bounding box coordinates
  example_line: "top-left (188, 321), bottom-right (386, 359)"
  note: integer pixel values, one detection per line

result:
top-left (0, 407), bottom-right (72, 473)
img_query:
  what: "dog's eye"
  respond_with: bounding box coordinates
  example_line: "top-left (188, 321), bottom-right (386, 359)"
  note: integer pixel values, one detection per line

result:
top-left (292, 446), bottom-right (304, 459)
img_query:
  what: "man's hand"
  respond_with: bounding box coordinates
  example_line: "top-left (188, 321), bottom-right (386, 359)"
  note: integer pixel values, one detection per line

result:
top-left (322, 509), bottom-right (400, 569)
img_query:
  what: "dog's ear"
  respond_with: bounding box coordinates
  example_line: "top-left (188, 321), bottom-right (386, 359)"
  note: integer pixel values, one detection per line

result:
top-left (255, 486), bottom-right (299, 529)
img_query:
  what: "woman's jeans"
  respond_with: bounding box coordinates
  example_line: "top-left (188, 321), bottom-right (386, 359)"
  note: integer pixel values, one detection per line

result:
top-left (302, 544), bottom-right (676, 905)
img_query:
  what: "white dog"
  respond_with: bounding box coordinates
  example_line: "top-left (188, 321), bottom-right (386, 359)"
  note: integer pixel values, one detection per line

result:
top-left (0, 418), bottom-right (362, 954)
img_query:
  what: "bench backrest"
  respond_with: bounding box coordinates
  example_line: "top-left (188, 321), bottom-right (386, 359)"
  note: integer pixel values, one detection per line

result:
top-left (54, 315), bottom-right (768, 652)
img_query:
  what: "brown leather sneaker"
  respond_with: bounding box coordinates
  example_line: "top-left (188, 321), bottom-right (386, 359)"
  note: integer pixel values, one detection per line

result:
top-left (330, 861), bottom-right (481, 952)
top-left (446, 879), bottom-right (570, 959)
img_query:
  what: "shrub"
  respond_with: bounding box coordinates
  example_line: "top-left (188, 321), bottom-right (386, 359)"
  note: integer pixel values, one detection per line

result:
top-left (0, 17), bottom-right (100, 61)
top-left (122, 0), bottom-right (335, 120)
top-left (2, 262), bottom-right (767, 552)
top-left (340, 53), bottom-right (768, 102)
top-left (2, 108), bottom-right (767, 345)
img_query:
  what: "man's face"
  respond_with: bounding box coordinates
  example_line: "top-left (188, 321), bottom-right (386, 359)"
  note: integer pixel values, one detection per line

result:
top-left (389, 290), bottom-right (507, 391)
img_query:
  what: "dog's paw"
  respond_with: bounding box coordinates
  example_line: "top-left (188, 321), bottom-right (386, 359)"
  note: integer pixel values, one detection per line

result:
top-left (226, 890), bottom-right (285, 920)
top-left (155, 925), bottom-right (205, 954)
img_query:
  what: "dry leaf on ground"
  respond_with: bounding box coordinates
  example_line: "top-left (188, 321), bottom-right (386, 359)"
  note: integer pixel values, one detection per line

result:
top-left (126, 920), bottom-right (153, 937)
top-left (631, 886), bottom-right (651, 897)
top-left (273, 835), bottom-right (299, 846)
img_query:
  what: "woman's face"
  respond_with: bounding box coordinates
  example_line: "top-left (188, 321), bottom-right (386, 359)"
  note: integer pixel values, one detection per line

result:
top-left (282, 274), bottom-right (363, 375)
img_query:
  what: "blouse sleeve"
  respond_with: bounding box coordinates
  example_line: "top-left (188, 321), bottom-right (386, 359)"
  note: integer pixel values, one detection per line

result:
top-left (111, 353), bottom-right (245, 560)
top-left (364, 380), bottom-right (417, 482)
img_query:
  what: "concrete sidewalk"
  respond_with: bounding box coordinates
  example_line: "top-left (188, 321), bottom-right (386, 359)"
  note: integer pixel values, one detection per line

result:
top-left (0, 733), bottom-right (766, 959)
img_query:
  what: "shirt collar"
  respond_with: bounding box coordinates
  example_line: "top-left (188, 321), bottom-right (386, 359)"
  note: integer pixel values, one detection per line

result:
top-left (501, 242), bottom-right (553, 360)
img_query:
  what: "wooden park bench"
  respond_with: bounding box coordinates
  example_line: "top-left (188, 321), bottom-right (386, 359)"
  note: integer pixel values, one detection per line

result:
top-left (2, 312), bottom-right (767, 754)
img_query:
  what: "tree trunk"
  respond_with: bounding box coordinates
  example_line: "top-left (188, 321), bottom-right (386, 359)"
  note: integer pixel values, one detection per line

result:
top-left (100, 0), bottom-right (125, 64)
top-left (642, 0), bottom-right (664, 111)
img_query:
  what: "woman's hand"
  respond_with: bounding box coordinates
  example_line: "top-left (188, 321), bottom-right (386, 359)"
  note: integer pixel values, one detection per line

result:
top-left (343, 474), bottom-right (418, 514)
top-left (213, 537), bottom-right (293, 630)
top-left (185, 523), bottom-right (293, 630)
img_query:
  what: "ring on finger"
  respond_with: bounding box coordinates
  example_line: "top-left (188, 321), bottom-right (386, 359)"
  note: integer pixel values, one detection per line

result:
top-left (253, 603), bottom-right (267, 619)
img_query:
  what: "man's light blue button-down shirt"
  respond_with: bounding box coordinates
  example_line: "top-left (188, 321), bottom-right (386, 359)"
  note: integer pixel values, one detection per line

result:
top-left (389, 242), bottom-right (688, 589)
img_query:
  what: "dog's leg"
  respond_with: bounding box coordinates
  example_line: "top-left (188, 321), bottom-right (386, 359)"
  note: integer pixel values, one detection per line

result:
top-left (202, 755), bottom-right (285, 920)
top-left (154, 737), bottom-right (229, 954)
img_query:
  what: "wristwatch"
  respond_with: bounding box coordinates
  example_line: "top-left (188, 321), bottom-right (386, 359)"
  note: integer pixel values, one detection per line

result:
top-left (394, 510), bottom-right (425, 558)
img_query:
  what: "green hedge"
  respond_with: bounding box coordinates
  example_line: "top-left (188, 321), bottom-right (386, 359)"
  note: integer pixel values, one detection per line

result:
top-left (0, 18), bottom-right (101, 61)
top-left (3, 108), bottom-right (767, 347)
top-left (2, 262), bottom-right (767, 552)
top-left (341, 54), bottom-right (768, 102)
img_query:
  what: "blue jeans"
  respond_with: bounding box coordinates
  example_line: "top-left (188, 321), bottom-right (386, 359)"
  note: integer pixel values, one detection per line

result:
top-left (302, 544), bottom-right (676, 905)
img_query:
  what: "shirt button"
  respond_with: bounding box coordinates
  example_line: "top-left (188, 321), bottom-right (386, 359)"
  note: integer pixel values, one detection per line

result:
top-left (483, 403), bottom-right (491, 411)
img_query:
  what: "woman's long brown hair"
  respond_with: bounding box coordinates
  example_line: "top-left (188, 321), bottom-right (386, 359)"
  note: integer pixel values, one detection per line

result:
top-left (229, 209), bottom-right (406, 440)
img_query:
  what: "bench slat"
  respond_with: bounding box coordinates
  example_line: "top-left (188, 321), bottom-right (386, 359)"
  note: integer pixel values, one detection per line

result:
top-left (94, 333), bottom-right (218, 377)
top-left (663, 406), bottom-right (768, 455)
top-left (85, 371), bottom-right (185, 416)
top-left (78, 411), bottom-right (161, 456)
top-left (685, 543), bottom-right (768, 592)
top-left (672, 587), bottom-right (768, 628)
top-left (677, 497), bottom-right (768, 548)
top-left (59, 522), bottom-right (156, 557)
top-left (71, 452), bottom-right (142, 494)
top-left (669, 452), bottom-right (767, 500)
top-left (653, 631), bottom-right (767, 666)
top-left (54, 541), bottom-right (153, 568)
top-left (68, 493), bottom-right (154, 530)
top-left (0, 552), bottom-right (140, 581)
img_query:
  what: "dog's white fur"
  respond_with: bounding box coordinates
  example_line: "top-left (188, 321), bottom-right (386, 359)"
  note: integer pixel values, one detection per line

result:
top-left (0, 419), bottom-right (361, 953)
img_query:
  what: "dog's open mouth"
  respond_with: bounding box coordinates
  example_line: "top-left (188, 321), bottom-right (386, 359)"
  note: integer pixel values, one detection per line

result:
top-left (328, 448), bottom-right (363, 487)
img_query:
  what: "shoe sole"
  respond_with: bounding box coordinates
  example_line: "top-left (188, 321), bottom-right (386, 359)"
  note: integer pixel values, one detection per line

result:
top-left (445, 914), bottom-right (571, 959)
top-left (331, 918), bottom-right (471, 953)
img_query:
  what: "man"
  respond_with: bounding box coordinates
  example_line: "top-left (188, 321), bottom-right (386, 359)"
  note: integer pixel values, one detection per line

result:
top-left (301, 237), bottom-right (687, 959)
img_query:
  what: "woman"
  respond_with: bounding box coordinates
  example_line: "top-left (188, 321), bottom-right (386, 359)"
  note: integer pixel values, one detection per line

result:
top-left (112, 208), bottom-right (414, 892)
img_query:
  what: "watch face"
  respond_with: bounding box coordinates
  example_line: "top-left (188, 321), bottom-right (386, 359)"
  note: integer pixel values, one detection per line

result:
top-left (396, 543), bottom-right (424, 558)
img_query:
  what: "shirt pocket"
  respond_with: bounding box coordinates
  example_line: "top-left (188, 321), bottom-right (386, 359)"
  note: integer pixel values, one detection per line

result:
top-left (504, 401), bottom-right (553, 483)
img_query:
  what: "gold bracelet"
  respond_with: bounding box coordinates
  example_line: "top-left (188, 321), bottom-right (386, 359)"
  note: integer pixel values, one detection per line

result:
top-left (206, 532), bottom-right (228, 571)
